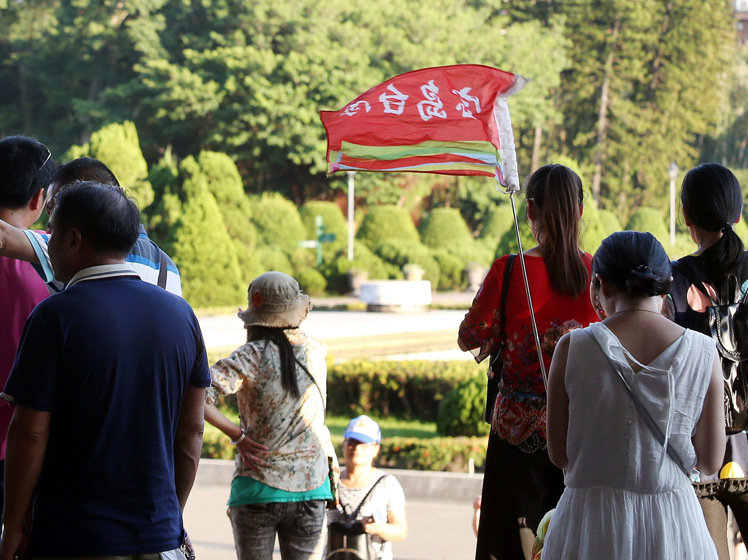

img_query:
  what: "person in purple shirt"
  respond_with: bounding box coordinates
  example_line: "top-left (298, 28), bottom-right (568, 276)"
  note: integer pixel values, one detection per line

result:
top-left (0, 135), bottom-right (56, 528)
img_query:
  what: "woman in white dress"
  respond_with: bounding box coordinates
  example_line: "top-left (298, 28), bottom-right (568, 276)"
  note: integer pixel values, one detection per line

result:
top-left (543, 231), bottom-right (726, 559)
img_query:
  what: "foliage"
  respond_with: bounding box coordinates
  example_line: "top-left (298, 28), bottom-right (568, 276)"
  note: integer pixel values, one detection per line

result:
top-left (431, 249), bottom-right (466, 291)
top-left (197, 150), bottom-right (254, 248)
top-left (299, 200), bottom-right (348, 257)
top-left (326, 360), bottom-right (484, 420)
top-left (67, 121), bottom-right (155, 209)
top-left (625, 207), bottom-right (669, 247)
top-left (356, 205), bottom-right (420, 249)
top-left (202, 431), bottom-right (487, 472)
top-left (252, 246), bottom-right (293, 276)
top-left (480, 202), bottom-right (516, 242)
top-left (374, 239), bottom-right (440, 285)
top-left (249, 192), bottom-right (306, 251)
top-left (320, 244), bottom-right (392, 293)
top-left (170, 159), bottom-right (244, 307)
top-left (436, 371), bottom-right (490, 437)
top-left (296, 267), bottom-right (327, 296)
top-left (419, 207), bottom-right (474, 254)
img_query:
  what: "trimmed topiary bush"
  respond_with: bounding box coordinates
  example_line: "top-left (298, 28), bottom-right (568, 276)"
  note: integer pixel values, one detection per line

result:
top-left (254, 247), bottom-right (293, 275)
top-left (326, 360), bottom-right (483, 420)
top-left (170, 163), bottom-right (243, 307)
top-left (431, 249), bottom-right (465, 291)
top-left (436, 371), bottom-right (490, 437)
top-left (374, 239), bottom-right (440, 286)
top-left (67, 121), bottom-right (154, 209)
top-left (419, 207), bottom-right (474, 253)
top-left (479, 202), bottom-right (515, 242)
top-left (198, 151), bottom-right (254, 248)
top-left (296, 268), bottom-right (327, 296)
top-left (356, 205), bottom-right (419, 249)
top-left (300, 201), bottom-right (348, 247)
top-left (625, 207), bottom-right (669, 246)
top-left (249, 193), bottom-right (306, 251)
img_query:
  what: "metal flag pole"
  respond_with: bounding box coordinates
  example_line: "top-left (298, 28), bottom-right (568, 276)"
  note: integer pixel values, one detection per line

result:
top-left (507, 189), bottom-right (549, 389)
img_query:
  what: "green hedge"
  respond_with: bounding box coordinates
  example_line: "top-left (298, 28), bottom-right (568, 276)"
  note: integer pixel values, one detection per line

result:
top-left (326, 360), bottom-right (484, 420)
top-left (202, 433), bottom-right (488, 472)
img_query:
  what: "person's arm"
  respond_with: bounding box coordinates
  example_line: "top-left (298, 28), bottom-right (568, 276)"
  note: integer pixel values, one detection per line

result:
top-left (546, 333), bottom-right (571, 469)
top-left (204, 402), bottom-right (268, 469)
top-left (173, 386), bottom-right (206, 511)
top-left (693, 351), bottom-right (727, 475)
top-left (0, 406), bottom-right (51, 560)
top-left (0, 220), bottom-right (38, 263)
top-left (457, 258), bottom-right (504, 360)
top-left (364, 506), bottom-right (407, 542)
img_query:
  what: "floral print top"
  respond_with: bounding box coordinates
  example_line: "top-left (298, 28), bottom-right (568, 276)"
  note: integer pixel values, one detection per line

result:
top-left (207, 328), bottom-right (335, 492)
top-left (458, 253), bottom-right (598, 451)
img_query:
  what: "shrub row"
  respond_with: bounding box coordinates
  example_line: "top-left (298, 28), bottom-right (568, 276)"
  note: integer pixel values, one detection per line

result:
top-left (326, 360), bottom-right (485, 420)
top-left (201, 433), bottom-right (488, 473)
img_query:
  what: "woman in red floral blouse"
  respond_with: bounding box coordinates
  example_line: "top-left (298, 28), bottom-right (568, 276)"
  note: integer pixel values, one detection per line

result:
top-left (459, 164), bottom-right (599, 560)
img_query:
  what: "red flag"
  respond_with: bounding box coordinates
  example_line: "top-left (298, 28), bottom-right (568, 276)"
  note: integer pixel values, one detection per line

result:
top-left (320, 64), bottom-right (527, 189)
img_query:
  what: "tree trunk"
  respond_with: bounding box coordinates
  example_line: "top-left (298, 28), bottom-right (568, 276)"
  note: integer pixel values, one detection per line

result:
top-left (531, 125), bottom-right (542, 172)
top-left (591, 17), bottom-right (621, 203)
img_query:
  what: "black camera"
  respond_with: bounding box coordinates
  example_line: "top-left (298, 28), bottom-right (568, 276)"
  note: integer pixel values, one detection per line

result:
top-left (328, 519), bottom-right (366, 535)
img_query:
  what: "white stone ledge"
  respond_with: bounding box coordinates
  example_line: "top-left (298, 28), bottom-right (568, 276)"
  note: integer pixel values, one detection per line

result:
top-left (358, 280), bottom-right (432, 312)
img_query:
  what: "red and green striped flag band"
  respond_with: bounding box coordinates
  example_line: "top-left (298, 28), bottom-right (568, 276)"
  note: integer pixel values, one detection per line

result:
top-left (320, 64), bottom-right (527, 191)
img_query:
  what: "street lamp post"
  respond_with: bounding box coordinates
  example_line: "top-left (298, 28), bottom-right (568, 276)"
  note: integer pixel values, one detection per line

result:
top-left (346, 171), bottom-right (355, 261)
top-left (668, 162), bottom-right (678, 246)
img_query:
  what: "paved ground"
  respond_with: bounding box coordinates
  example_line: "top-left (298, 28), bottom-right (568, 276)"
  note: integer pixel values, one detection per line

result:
top-left (184, 462), bottom-right (481, 560)
top-left (198, 304), bottom-right (474, 362)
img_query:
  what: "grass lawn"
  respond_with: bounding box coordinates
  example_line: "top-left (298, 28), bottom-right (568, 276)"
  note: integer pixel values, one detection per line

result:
top-left (204, 406), bottom-right (437, 441)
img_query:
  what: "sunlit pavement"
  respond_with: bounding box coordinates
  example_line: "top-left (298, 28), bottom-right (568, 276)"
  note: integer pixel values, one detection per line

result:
top-left (184, 461), bottom-right (481, 560)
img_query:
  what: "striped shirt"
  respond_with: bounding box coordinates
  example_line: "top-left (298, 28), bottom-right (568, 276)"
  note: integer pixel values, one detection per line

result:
top-left (23, 224), bottom-right (182, 295)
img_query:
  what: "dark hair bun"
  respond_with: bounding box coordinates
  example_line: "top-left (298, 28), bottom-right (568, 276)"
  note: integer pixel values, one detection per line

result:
top-left (593, 231), bottom-right (672, 297)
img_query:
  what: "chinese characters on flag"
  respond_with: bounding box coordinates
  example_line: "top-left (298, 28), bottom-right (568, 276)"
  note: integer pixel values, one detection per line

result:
top-left (320, 65), bottom-right (527, 189)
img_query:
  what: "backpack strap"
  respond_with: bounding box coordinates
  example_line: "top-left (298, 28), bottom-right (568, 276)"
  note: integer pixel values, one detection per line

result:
top-left (341, 474), bottom-right (388, 519)
top-left (673, 260), bottom-right (748, 306)
top-left (157, 250), bottom-right (168, 289)
top-left (672, 260), bottom-right (717, 305)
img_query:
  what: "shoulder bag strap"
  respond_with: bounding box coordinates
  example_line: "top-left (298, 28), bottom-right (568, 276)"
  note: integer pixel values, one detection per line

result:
top-left (585, 330), bottom-right (691, 476)
top-left (349, 475), bottom-right (388, 519)
top-left (294, 355), bottom-right (325, 415)
top-left (157, 250), bottom-right (168, 289)
top-left (489, 254), bottom-right (516, 368)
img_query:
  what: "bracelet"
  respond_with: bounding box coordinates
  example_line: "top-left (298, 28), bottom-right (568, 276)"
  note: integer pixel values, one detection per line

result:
top-left (231, 429), bottom-right (247, 446)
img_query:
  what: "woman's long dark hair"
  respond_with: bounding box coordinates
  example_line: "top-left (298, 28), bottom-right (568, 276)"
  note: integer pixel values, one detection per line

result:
top-left (526, 164), bottom-right (588, 297)
top-left (248, 325), bottom-right (301, 398)
top-left (681, 163), bottom-right (744, 280)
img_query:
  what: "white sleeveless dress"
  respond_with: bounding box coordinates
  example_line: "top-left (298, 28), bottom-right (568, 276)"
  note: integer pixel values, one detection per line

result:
top-left (542, 322), bottom-right (718, 559)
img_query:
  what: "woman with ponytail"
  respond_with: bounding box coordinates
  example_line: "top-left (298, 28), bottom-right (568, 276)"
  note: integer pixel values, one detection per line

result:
top-left (459, 164), bottom-right (599, 560)
top-left (669, 164), bottom-right (748, 559)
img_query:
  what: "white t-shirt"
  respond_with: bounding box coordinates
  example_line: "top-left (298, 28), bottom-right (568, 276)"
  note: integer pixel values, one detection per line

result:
top-left (328, 469), bottom-right (406, 560)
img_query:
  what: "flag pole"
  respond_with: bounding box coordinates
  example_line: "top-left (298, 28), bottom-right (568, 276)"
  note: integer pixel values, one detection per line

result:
top-left (508, 190), bottom-right (549, 389)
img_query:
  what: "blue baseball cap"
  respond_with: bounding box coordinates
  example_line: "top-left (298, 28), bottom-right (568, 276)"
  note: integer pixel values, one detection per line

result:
top-left (344, 415), bottom-right (381, 444)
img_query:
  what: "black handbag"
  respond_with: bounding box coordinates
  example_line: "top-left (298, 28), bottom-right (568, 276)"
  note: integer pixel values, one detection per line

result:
top-left (326, 475), bottom-right (387, 560)
top-left (484, 254), bottom-right (516, 424)
top-left (673, 261), bottom-right (748, 433)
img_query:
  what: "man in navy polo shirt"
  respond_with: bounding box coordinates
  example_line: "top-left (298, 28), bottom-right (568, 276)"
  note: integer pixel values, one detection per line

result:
top-left (0, 182), bottom-right (209, 559)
